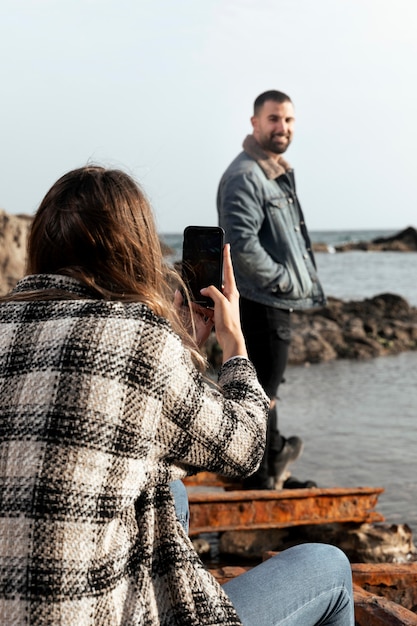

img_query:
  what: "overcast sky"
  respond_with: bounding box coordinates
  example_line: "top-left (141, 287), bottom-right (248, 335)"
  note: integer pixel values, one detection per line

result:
top-left (1, 0), bottom-right (416, 233)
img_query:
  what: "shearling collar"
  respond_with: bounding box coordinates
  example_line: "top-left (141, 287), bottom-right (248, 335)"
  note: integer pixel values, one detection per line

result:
top-left (242, 134), bottom-right (291, 180)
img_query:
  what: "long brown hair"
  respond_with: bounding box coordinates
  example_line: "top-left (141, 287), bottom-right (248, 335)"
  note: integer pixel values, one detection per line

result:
top-left (16, 165), bottom-right (205, 369)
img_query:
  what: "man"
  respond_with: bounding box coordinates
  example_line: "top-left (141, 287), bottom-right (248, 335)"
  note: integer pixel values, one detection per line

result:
top-left (217, 90), bottom-right (325, 489)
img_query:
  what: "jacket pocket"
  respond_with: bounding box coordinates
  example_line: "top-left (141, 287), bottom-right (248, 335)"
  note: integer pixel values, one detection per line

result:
top-left (272, 266), bottom-right (293, 295)
top-left (267, 196), bottom-right (288, 212)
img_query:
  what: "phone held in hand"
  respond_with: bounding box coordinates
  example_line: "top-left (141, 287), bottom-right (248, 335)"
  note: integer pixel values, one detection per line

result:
top-left (181, 226), bottom-right (225, 308)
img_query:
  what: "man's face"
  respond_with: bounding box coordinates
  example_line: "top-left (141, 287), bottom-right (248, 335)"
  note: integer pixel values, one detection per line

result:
top-left (251, 100), bottom-right (295, 156)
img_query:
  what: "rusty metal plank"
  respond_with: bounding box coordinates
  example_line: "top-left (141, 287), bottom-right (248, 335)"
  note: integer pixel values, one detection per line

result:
top-left (353, 584), bottom-right (417, 626)
top-left (184, 472), bottom-right (241, 489)
top-left (352, 561), bottom-right (417, 587)
top-left (188, 487), bottom-right (384, 535)
top-left (352, 562), bottom-right (417, 612)
top-left (264, 556), bottom-right (417, 608)
top-left (208, 565), bottom-right (253, 585)
top-left (208, 567), bottom-right (417, 625)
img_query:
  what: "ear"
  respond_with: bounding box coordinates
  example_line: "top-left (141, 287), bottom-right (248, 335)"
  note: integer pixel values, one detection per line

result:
top-left (250, 115), bottom-right (257, 130)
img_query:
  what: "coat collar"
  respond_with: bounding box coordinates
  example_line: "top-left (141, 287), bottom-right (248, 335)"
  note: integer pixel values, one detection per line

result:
top-left (242, 134), bottom-right (292, 180)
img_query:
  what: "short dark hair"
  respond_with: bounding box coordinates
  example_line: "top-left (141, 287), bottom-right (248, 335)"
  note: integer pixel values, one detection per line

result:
top-left (253, 90), bottom-right (292, 115)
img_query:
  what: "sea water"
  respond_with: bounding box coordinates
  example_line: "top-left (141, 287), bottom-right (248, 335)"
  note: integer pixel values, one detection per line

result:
top-left (279, 352), bottom-right (417, 535)
top-left (161, 230), bottom-right (417, 534)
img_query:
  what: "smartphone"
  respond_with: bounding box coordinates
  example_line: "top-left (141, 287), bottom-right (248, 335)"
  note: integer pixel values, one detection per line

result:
top-left (181, 226), bottom-right (224, 307)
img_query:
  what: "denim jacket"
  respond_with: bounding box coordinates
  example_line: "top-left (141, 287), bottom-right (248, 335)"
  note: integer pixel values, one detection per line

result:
top-left (217, 135), bottom-right (326, 311)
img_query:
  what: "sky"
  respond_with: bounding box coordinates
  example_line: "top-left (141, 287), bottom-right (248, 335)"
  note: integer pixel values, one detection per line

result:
top-left (1, 0), bottom-right (416, 234)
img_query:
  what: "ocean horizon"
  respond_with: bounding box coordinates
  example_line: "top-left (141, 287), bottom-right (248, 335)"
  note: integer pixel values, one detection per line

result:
top-left (160, 228), bottom-right (417, 306)
top-left (161, 228), bottom-right (401, 254)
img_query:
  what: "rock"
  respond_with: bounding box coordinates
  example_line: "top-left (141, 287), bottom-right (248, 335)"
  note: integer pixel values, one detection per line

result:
top-left (289, 329), bottom-right (337, 364)
top-left (372, 226), bottom-right (417, 250)
top-left (218, 522), bottom-right (417, 563)
top-left (288, 294), bottom-right (417, 365)
top-left (312, 241), bottom-right (332, 253)
top-left (191, 537), bottom-right (211, 558)
top-left (0, 209), bottom-right (32, 295)
top-left (336, 523), bottom-right (417, 564)
top-left (0, 208), bottom-right (178, 296)
top-left (205, 292), bottom-right (417, 369)
top-left (219, 528), bottom-right (290, 560)
top-left (294, 522), bottom-right (417, 564)
top-left (333, 226), bottom-right (417, 252)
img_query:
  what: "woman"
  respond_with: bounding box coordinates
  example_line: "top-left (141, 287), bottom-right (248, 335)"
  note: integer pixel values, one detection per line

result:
top-left (0, 166), bottom-right (353, 625)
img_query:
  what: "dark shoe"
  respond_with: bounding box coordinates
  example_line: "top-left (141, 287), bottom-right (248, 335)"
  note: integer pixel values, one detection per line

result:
top-left (283, 475), bottom-right (318, 489)
top-left (269, 436), bottom-right (303, 488)
top-left (242, 474), bottom-right (274, 490)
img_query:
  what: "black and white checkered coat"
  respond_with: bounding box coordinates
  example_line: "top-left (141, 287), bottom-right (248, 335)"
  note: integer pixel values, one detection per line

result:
top-left (0, 274), bottom-right (268, 625)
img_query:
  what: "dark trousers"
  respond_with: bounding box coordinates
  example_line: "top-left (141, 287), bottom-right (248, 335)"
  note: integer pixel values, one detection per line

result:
top-left (240, 297), bottom-right (291, 485)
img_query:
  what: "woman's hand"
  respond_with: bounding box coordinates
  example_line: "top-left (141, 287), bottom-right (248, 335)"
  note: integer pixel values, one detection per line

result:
top-left (200, 244), bottom-right (247, 363)
top-left (173, 290), bottom-right (215, 347)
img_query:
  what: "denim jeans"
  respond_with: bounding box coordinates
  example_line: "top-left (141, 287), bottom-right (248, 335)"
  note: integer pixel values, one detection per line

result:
top-left (170, 483), bottom-right (353, 624)
top-left (169, 479), bottom-right (190, 534)
top-left (223, 543), bottom-right (354, 625)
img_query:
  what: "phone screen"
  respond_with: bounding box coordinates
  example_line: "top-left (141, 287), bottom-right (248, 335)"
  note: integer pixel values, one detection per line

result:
top-left (182, 226), bottom-right (224, 307)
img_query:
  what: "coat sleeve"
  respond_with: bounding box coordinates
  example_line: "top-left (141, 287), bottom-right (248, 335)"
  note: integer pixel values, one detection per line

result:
top-left (157, 337), bottom-right (269, 480)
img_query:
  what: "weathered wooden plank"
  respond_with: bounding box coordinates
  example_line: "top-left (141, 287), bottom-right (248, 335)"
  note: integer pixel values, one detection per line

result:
top-left (353, 583), bottom-right (417, 626)
top-left (188, 486), bottom-right (384, 535)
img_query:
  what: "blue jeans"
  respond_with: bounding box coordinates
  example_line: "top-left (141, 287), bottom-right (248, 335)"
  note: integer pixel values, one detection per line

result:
top-left (223, 543), bottom-right (354, 625)
top-left (170, 479), bottom-right (190, 534)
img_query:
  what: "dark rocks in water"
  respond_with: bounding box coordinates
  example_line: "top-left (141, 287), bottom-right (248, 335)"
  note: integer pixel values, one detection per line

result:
top-left (289, 293), bottom-right (417, 365)
top-left (334, 226), bottom-right (417, 252)
top-left (312, 241), bottom-right (331, 253)
top-left (205, 292), bottom-right (417, 370)
top-left (372, 226), bottom-right (417, 248)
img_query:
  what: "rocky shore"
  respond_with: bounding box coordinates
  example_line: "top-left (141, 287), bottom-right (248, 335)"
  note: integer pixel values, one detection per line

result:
top-left (0, 209), bottom-right (31, 295)
top-left (205, 292), bottom-right (417, 370)
top-left (1, 209), bottom-right (416, 366)
top-left (312, 226), bottom-right (417, 253)
top-left (289, 293), bottom-right (417, 365)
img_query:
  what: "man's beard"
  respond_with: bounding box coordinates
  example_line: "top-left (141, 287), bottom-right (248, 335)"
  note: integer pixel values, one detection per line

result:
top-left (260, 133), bottom-right (291, 155)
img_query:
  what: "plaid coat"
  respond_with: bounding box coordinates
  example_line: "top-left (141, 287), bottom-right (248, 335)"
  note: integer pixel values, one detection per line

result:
top-left (0, 274), bottom-right (268, 625)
